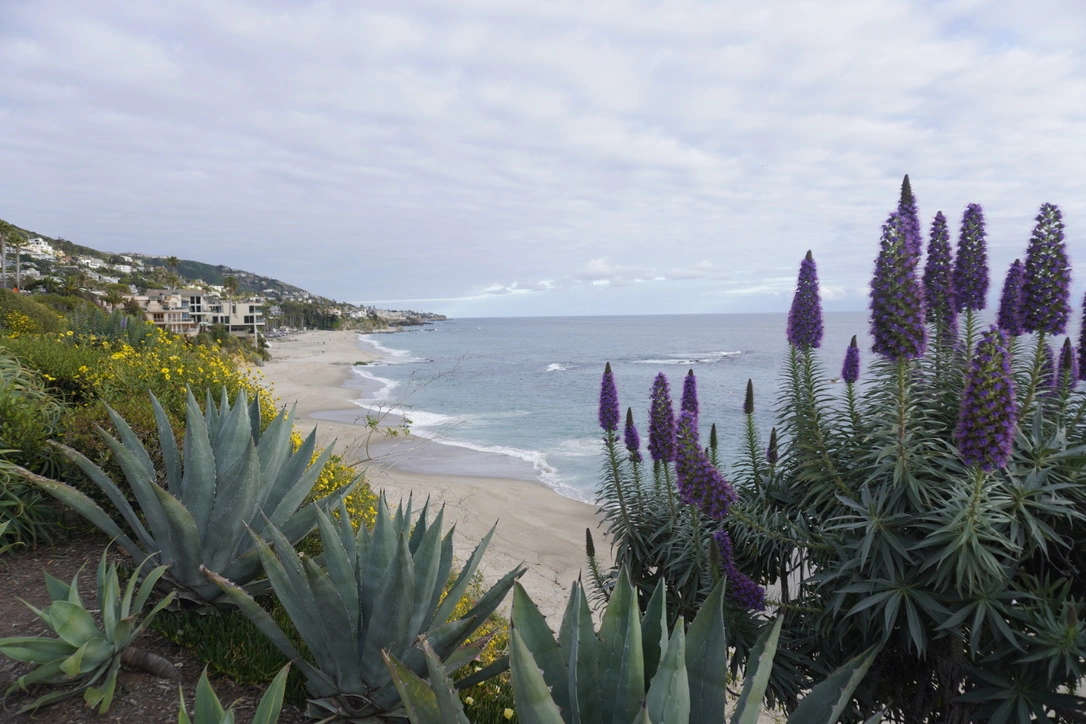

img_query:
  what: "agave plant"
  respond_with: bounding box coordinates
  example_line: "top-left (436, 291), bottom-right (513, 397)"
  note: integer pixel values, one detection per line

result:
top-left (178, 664), bottom-right (290, 724)
top-left (20, 388), bottom-right (355, 606)
top-left (0, 551), bottom-right (177, 714)
top-left (207, 494), bottom-right (524, 720)
top-left (387, 569), bottom-right (882, 723)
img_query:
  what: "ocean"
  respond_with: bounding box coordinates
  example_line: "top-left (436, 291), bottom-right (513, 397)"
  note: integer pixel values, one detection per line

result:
top-left (346, 313), bottom-right (869, 502)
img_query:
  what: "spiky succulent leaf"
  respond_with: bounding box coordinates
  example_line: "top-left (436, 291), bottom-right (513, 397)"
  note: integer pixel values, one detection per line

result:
top-left (785, 645), bottom-right (880, 723)
top-left (645, 621), bottom-right (690, 723)
top-left (685, 576), bottom-right (728, 723)
top-left (731, 617), bottom-right (784, 724)
top-left (510, 627), bottom-right (569, 724)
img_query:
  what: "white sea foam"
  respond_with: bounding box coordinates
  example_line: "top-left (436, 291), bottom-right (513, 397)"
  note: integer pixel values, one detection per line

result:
top-left (357, 334), bottom-right (421, 364)
top-left (552, 437), bottom-right (603, 458)
top-left (349, 367), bottom-right (401, 404)
top-left (546, 363), bottom-right (567, 372)
top-left (635, 350), bottom-right (742, 365)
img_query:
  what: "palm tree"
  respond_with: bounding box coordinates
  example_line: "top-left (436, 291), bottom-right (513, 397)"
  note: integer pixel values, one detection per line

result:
top-left (103, 284), bottom-right (127, 311)
top-left (223, 275), bottom-right (238, 297)
top-left (0, 226), bottom-right (7, 289)
top-left (9, 232), bottom-right (27, 290)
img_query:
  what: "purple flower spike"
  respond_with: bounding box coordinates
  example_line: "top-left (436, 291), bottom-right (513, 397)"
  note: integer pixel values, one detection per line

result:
top-left (647, 373), bottom-right (676, 463)
top-left (623, 407), bottom-right (642, 463)
top-left (997, 260), bottom-right (1026, 337)
top-left (599, 362), bottom-right (620, 433)
top-left (923, 211), bottom-right (958, 340)
top-left (870, 212), bottom-right (927, 361)
top-left (1023, 203), bottom-right (1071, 335)
top-left (1078, 291), bottom-right (1086, 381)
top-left (954, 326), bottom-right (1017, 471)
top-left (842, 335), bottom-right (861, 384)
top-left (953, 203), bottom-right (989, 312)
top-left (898, 174), bottom-right (923, 258)
top-left (681, 369), bottom-right (698, 441)
top-left (675, 411), bottom-right (737, 520)
top-left (766, 427), bottom-right (778, 465)
top-left (1059, 338), bottom-right (1078, 393)
top-left (743, 379), bottom-right (754, 415)
top-left (713, 530), bottom-right (766, 611)
top-left (787, 250), bottom-right (824, 349)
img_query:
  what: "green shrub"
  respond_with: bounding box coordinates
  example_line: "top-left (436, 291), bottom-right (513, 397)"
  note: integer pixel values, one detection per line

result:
top-left (0, 289), bottom-right (64, 336)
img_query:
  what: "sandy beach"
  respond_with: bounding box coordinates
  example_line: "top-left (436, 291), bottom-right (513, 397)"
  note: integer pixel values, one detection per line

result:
top-left (258, 329), bottom-right (610, 624)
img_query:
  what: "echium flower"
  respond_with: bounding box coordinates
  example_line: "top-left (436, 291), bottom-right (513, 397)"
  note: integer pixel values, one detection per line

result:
top-left (953, 203), bottom-right (989, 312)
top-left (841, 335), bottom-right (860, 384)
top-left (766, 427), bottom-right (778, 465)
top-left (713, 530), bottom-right (766, 611)
top-left (674, 411), bottom-right (737, 519)
top-left (598, 362), bottom-right (619, 434)
top-left (623, 407), bottom-right (642, 463)
top-left (898, 174), bottom-right (923, 258)
top-left (787, 250), bottom-right (823, 348)
top-left (647, 373), bottom-right (676, 463)
top-left (953, 326), bottom-right (1017, 471)
top-left (870, 212), bottom-right (927, 360)
top-left (922, 211), bottom-right (957, 339)
top-left (681, 369), bottom-right (698, 440)
top-left (743, 378), bottom-right (754, 415)
top-left (1023, 202), bottom-right (1071, 335)
top-left (997, 260), bottom-right (1026, 336)
top-left (1058, 338), bottom-right (1078, 393)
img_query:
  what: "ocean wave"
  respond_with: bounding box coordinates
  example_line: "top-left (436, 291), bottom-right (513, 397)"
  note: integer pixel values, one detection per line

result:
top-left (552, 437), bottom-right (603, 458)
top-left (546, 363), bottom-right (568, 372)
top-left (357, 334), bottom-right (422, 364)
top-left (349, 367), bottom-right (401, 404)
top-left (635, 350), bottom-right (742, 365)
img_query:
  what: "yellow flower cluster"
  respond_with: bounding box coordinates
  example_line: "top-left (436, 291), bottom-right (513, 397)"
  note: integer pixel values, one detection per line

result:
top-left (290, 428), bottom-right (379, 529)
top-left (2, 310), bottom-right (37, 337)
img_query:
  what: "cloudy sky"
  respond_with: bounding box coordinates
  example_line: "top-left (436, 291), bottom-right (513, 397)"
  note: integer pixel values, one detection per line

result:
top-left (1, 1), bottom-right (1084, 317)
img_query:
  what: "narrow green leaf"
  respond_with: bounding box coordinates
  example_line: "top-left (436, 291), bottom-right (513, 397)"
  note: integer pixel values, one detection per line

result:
top-left (510, 581), bottom-right (570, 713)
top-left (645, 619), bottom-right (689, 723)
top-left (194, 667), bottom-right (227, 722)
top-left (251, 664), bottom-right (290, 724)
top-left (731, 617), bottom-right (783, 724)
top-left (383, 650), bottom-right (444, 724)
top-left (509, 628), bottom-right (569, 724)
top-left (786, 644), bottom-right (880, 724)
top-left (597, 568), bottom-right (643, 724)
top-left (686, 576), bottom-right (728, 724)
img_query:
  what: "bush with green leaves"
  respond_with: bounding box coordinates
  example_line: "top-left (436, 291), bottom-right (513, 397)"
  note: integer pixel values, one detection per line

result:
top-left (387, 568), bottom-right (882, 723)
top-left (208, 495), bottom-right (524, 721)
top-left (21, 388), bottom-right (355, 607)
top-left (726, 182), bottom-right (1086, 721)
top-left (0, 288), bottom-right (64, 335)
top-left (0, 551), bottom-right (177, 714)
top-left (0, 350), bottom-right (64, 548)
top-left (178, 664), bottom-right (289, 724)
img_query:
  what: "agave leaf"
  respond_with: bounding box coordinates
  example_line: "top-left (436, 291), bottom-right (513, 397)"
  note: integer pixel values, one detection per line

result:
top-left (785, 644), bottom-right (880, 724)
top-left (130, 561), bottom-right (170, 618)
top-left (97, 553), bottom-right (119, 635)
top-left (394, 616), bottom-right (479, 676)
top-left (510, 581), bottom-right (571, 713)
top-left (82, 658), bottom-right (121, 713)
top-left (127, 590), bottom-right (176, 645)
top-left (360, 532), bottom-right (415, 688)
top-left (17, 465), bottom-right (144, 557)
top-left (203, 566), bottom-right (332, 694)
top-left (645, 620), bottom-right (689, 723)
top-left (383, 650), bottom-right (445, 724)
top-left (407, 507), bottom-right (446, 638)
top-left (151, 394), bottom-right (183, 496)
top-left (301, 553), bottom-right (359, 684)
top-left (251, 664), bottom-right (290, 724)
top-left (509, 628), bottom-right (568, 724)
top-left (315, 507), bottom-right (361, 625)
top-left (425, 527), bottom-right (456, 623)
top-left (252, 408), bottom-right (295, 507)
top-left (211, 389), bottom-right (252, 481)
top-left (206, 442), bottom-right (262, 571)
top-left (640, 580), bottom-right (668, 686)
top-left (99, 412), bottom-right (171, 539)
top-left (686, 576), bottom-right (727, 723)
top-left (43, 571), bottom-right (72, 603)
top-left (597, 568), bottom-right (644, 724)
top-left (359, 496), bottom-right (398, 620)
top-left (421, 639), bottom-right (472, 722)
top-left (180, 391), bottom-right (217, 536)
top-left (46, 600), bottom-right (102, 648)
top-left (560, 581), bottom-right (601, 724)
top-left (247, 392), bottom-right (262, 443)
top-left (432, 522), bottom-right (499, 627)
top-left (194, 666), bottom-right (228, 722)
top-left (60, 638), bottom-right (112, 677)
top-left (149, 482), bottom-right (203, 588)
top-left (0, 636), bottom-right (78, 663)
top-left (263, 430), bottom-right (324, 525)
top-left (731, 617), bottom-right (783, 724)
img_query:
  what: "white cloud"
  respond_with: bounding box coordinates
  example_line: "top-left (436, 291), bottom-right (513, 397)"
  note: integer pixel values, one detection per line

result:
top-left (1, 0), bottom-right (1084, 315)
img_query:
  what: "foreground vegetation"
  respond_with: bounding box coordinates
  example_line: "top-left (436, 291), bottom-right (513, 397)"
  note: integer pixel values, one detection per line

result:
top-left (4, 176), bottom-right (1084, 722)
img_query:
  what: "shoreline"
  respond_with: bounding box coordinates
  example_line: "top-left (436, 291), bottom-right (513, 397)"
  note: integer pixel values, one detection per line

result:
top-left (258, 329), bottom-right (611, 624)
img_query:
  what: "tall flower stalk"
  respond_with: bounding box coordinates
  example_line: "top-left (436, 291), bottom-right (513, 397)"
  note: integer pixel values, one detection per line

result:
top-left (870, 212), bottom-right (927, 361)
top-left (997, 260), bottom-right (1026, 337)
top-left (953, 326), bottom-right (1017, 471)
top-left (787, 250), bottom-right (823, 349)
top-left (923, 211), bottom-right (957, 345)
top-left (953, 203), bottom-right (989, 357)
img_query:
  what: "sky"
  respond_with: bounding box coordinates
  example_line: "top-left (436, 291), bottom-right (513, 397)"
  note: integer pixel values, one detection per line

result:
top-left (1, 0), bottom-right (1085, 318)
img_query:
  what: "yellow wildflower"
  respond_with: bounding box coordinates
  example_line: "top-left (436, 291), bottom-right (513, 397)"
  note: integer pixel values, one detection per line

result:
top-left (504, 708), bottom-right (514, 720)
